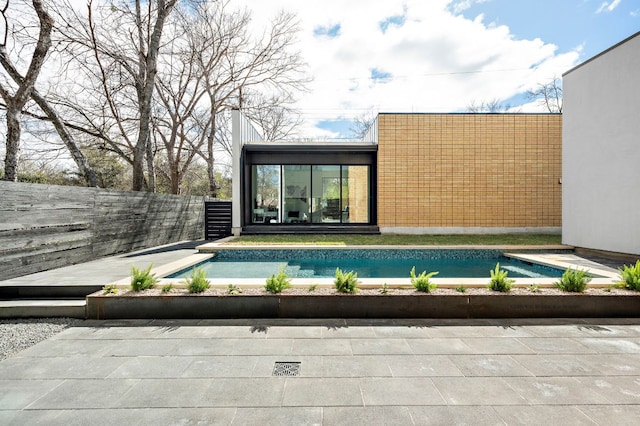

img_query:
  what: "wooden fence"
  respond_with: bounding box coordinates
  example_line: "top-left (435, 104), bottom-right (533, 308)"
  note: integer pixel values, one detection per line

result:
top-left (0, 182), bottom-right (206, 280)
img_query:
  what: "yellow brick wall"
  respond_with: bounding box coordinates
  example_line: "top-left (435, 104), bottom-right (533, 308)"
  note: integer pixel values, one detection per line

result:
top-left (346, 165), bottom-right (369, 223)
top-left (377, 114), bottom-right (562, 229)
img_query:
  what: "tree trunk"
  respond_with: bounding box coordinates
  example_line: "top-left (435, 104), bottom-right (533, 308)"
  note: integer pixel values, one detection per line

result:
top-left (206, 108), bottom-right (218, 198)
top-left (170, 165), bottom-right (180, 194)
top-left (0, 0), bottom-right (54, 181)
top-left (30, 90), bottom-right (100, 187)
top-left (132, 145), bottom-right (146, 191)
top-left (3, 107), bottom-right (21, 182)
top-left (145, 130), bottom-right (155, 193)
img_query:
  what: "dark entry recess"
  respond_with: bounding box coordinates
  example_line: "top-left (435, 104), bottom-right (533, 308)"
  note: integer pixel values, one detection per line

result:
top-left (205, 201), bottom-right (232, 240)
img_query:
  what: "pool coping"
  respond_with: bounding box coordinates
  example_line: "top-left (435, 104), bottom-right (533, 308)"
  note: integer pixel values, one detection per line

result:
top-left (105, 242), bottom-right (621, 290)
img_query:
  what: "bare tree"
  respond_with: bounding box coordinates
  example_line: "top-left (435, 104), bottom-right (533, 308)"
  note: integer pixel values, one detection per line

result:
top-left (181, 1), bottom-right (308, 196)
top-left (527, 77), bottom-right (562, 113)
top-left (54, 0), bottom-right (178, 191)
top-left (0, 59), bottom-right (99, 186)
top-left (152, 29), bottom-right (208, 194)
top-left (0, 0), bottom-right (52, 181)
top-left (242, 91), bottom-right (302, 141)
top-left (466, 98), bottom-right (512, 113)
top-left (349, 111), bottom-right (376, 140)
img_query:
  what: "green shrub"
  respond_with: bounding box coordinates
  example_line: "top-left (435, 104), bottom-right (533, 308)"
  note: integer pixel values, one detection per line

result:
top-left (554, 268), bottom-right (591, 292)
top-left (186, 267), bottom-right (210, 293)
top-left (265, 268), bottom-right (291, 294)
top-left (227, 284), bottom-right (242, 295)
top-left (528, 284), bottom-right (541, 293)
top-left (334, 268), bottom-right (358, 293)
top-left (102, 284), bottom-right (118, 295)
top-left (161, 283), bottom-right (174, 293)
top-left (130, 264), bottom-right (158, 291)
top-left (308, 284), bottom-right (318, 292)
top-left (488, 263), bottom-right (514, 292)
top-left (455, 285), bottom-right (467, 293)
top-left (379, 283), bottom-right (389, 294)
top-left (410, 266), bottom-right (438, 292)
top-left (619, 260), bottom-right (640, 291)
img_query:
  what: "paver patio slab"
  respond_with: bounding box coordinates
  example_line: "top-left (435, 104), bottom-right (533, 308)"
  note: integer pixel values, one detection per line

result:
top-left (0, 355), bottom-right (125, 379)
top-left (107, 356), bottom-right (195, 379)
top-left (323, 406), bottom-right (413, 425)
top-left (282, 378), bottom-right (362, 406)
top-left (360, 377), bottom-right (444, 406)
top-left (458, 337), bottom-right (535, 354)
top-left (493, 405), bottom-right (597, 425)
top-left (504, 376), bottom-right (614, 405)
top-left (181, 355), bottom-right (259, 378)
top-left (513, 353), bottom-right (640, 377)
top-left (350, 338), bottom-right (413, 355)
top-left (517, 336), bottom-right (595, 353)
top-left (577, 404), bottom-right (640, 426)
top-left (407, 406), bottom-right (504, 425)
top-left (407, 337), bottom-right (474, 354)
top-left (321, 355), bottom-right (392, 377)
top-left (383, 354), bottom-right (463, 377)
top-left (575, 337), bottom-right (640, 354)
top-left (574, 376), bottom-right (640, 404)
top-left (232, 407), bottom-right (322, 425)
top-left (0, 379), bottom-right (64, 410)
top-left (27, 378), bottom-right (139, 409)
top-left (431, 377), bottom-right (528, 405)
top-left (291, 338), bottom-right (353, 356)
top-left (448, 354), bottom-right (534, 377)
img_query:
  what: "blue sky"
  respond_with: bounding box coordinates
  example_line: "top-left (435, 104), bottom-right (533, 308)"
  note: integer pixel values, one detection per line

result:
top-left (238, 0), bottom-right (639, 139)
top-left (458, 0), bottom-right (638, 59)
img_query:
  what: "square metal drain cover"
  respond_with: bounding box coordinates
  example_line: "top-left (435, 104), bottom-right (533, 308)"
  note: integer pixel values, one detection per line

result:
top-left (272, 362), bottom-right (301, 376)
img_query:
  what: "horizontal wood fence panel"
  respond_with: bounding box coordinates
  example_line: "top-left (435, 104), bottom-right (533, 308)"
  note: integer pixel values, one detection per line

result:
top-left (0, 182), bottom-right (207, 280)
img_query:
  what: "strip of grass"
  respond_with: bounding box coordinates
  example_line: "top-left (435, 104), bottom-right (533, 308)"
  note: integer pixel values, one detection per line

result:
top-left (228, 234), bottom-right (562, 246)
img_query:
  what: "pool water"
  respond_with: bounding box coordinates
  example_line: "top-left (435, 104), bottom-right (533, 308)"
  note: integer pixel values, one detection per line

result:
top-left (167, 249), bottom-right (564, 279)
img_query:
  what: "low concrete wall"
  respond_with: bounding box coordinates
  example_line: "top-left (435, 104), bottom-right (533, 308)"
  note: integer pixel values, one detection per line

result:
top-left (0, 182), bottom-right (206, 279)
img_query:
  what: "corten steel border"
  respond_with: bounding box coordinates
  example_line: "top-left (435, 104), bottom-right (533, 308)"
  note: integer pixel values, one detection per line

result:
top-left (86, 293), bottom-right (640, 320)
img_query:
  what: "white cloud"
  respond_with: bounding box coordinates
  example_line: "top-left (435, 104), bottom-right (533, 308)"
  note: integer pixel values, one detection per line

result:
top-left (450, 0), bottom-right (492, 14)
top-left (231, 0), bottom-right (582, 137)
top-left (596, 0), bottom-right (622, 14)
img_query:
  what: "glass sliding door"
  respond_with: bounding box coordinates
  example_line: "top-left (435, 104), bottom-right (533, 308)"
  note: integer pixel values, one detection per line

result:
top-left (249, 163), bottom-right (371, 226)
top-left (282, 165), bottom-right (311, 223)
top-left (311, 165), bottom-right (341, 223)
top-left (251, 165), bottom-right (280, 224)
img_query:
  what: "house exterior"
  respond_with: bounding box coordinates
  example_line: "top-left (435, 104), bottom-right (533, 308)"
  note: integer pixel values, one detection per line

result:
top-left (562, 30), bottom-right (640, 256)
top-left (231, 110), bottom-right (562, 236)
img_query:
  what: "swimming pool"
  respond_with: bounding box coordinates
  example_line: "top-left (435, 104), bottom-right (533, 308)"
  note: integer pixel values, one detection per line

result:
top-left (167, 249), bottom-right (565, 279)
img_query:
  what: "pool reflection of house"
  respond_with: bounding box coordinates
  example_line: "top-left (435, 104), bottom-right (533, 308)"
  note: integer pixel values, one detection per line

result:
top-left (231, 110), bottom-right (562, 235)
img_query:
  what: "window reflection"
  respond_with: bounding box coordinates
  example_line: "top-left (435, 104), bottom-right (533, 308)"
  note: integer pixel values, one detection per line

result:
top-left (250, 164), bottom-right (370, 225)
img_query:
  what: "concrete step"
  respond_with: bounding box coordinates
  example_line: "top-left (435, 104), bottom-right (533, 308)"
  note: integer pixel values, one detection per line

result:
top-left (0, 299), bottom-right (86, 319)
top-left (0, 284), bottom-right (103, 299)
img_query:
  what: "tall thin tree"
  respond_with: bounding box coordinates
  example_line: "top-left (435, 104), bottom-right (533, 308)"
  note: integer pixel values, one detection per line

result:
top-left (0, 0), bottom-right (52, 181)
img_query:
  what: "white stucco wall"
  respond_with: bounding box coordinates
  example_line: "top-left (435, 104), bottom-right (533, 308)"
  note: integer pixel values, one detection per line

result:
top-left (562, 32), bottom-right (640, 255)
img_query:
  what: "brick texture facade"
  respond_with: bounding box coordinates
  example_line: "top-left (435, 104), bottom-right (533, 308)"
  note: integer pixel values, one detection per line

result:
top-left (377, 113), bottom-right (562, 230)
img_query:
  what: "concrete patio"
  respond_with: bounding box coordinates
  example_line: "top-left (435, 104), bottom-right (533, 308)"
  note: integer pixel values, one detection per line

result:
top-left (1, 317), bottom-right (640, 425)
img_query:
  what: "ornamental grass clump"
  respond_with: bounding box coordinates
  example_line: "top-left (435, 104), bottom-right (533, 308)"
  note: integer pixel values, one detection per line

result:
top-left (334, 268), bottom-right (358, 293)
top-left (130, 264), bottom-right (158, 292)
top-left (265, 268), bottom-right (291, 294)
top-left (488, 263), bottom-right (514, 292)
top-left (186, 267), bottom-right (210, 293)
top-left (410, 266), bottom-right (438, 292)
top-left (619, 260), bottom-right (640, 291)
top-left (554, 268), bottom-right (591, 293)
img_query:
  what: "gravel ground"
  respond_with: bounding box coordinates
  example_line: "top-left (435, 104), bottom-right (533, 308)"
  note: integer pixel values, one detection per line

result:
top-left (0, 318), bottom-right (79, 361)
